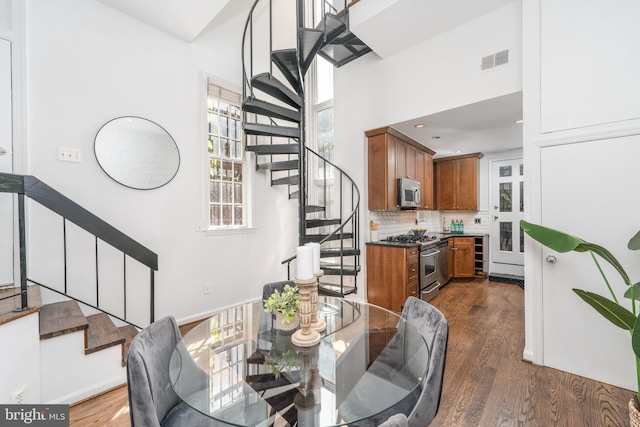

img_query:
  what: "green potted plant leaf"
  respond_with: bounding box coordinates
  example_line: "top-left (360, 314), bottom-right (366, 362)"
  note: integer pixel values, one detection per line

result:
top-left (263, 284), bottom-right (301, 331)
top-left (520, 220), bottom-right (640, 423)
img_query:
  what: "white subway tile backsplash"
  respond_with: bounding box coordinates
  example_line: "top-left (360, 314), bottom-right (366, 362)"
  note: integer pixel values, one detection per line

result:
top-left (368, 210), bottom-right (490, 238)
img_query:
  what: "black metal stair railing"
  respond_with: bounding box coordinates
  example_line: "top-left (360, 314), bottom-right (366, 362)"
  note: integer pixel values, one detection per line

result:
top-left (241, 0), bottom-right (366, 296)
top-left (0, 173), bottom-right (157, 328)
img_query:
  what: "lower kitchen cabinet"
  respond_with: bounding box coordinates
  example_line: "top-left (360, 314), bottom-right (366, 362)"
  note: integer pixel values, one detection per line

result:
top-left (366, 244), bottom-right (419, 312)
top-left (449, 237), bottom-right (475, 278)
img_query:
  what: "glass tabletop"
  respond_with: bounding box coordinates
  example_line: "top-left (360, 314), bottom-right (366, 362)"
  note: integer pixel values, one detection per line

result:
top-left (169, 297), bottom-right (429, 427)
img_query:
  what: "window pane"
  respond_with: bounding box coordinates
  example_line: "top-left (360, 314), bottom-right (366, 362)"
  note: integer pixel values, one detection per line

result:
top-left (234, 183), bottom-right (243, 203)
top-left (222, 161), bottom-right (232, 181)
top-left (210, 159), bottom-right (221, 180)
top-left (219, 102), bottom-right (229, 116)
top-left (500, 222), bottom-right (513, 251)
top-left (223, 205), bottom-right (232, 225)
top-left (222, 182), bottom-right (232, 203)
top-left (220, 116), bottom-right (229, 137)
top-left (499, 183), bottom-right (512, 212)
top-left (520, 181), bottom-right (524, 212)
top-left (316, 56), bottom-right (333, 104)
top-left (234, 163), bottom-right (243, 182)
top-left (520, 163), bottom-right (524, 176)
top-left (234, 206), bottom-right (243, 225)
top-left (209, 113), bottom-right (219, 135)
top-left (210, 181), bottom-right (220, 203)
top-left (317, 107), bottom-right (334, 163)
top-left (499, 166), bottom-right (512, 177)
top-left (210, 205), bottom-right (220, 226)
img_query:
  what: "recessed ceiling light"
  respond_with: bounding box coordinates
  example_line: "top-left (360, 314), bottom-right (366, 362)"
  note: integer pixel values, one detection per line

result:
top-left (414, 124), bottom-right (425, 128)
top-left (431, 136), bottom-right (441, 139)
top-left (515, 119), bottom-right (524, 124)
top-left (455, 150), bottom-right (462, 154)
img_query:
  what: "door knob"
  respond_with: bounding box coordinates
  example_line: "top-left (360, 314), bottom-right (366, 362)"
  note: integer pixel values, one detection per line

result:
top-left (546, 255), bottom-right (557, 263)
top-left (494, 205), bottom-right (499, 209)
top-left (493, 215), bottom-right (499, 220)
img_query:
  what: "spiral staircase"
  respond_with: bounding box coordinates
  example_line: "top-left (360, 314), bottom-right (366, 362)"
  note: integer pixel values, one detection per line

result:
top-left (241, 0), bottom-right (371, 297)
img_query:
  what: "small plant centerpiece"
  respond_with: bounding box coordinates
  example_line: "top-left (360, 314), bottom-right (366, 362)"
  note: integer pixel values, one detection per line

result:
top-left (264, 284), bottom-right (301, 331)
top-left (520, 220), bottom-right (640, 422)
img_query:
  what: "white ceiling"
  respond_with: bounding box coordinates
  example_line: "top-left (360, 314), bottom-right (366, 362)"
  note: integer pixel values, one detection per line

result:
top-left (392, 92), bottom-right (523, 158)
top-left (96, 0), bottom-right (253, 42)
top-left (350, 0), bottom-right (515, 59)
top-left (94, 0), bottom-right (523, 157)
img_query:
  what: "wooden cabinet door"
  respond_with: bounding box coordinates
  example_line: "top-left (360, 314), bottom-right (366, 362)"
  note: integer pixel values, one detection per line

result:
top-left (396, 138), bottom-right (406, 180)
top-left (455, 157), bottom-right (478, 210)
top-left (366, 245), bottom-right (410, 312)
top-left (367, 133), bottom-right (397, 210)
top-left (405, 144), bottom-right (417, 180)
top-left (422, 154), bottom-right (433, 209)
top-left (453, 237), bottom-right (475, 278)
top-left (436, 159), bottom-right (456, 210)
top-left (447, 238), bottom-right (454, 279)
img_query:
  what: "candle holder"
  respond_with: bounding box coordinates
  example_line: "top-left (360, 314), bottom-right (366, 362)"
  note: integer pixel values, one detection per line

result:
top-left (291, 277), bottom-right (321, 347)
top-left (310, 271), bottom-right (326, 332)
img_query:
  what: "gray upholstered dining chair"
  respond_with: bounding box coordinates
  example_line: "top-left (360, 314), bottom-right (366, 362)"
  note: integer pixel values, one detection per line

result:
top-left (400, 296), bottom-right (449, 427)
top-left (126, 315), bottom-right (225, 426)
top-left (378, 413), bottom-right (409, 427)
top-left (260, 280), bottom-right (296, 331)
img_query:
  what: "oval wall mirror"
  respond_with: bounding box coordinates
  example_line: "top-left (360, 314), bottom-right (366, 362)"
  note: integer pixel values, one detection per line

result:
top-left (94, 116), bottom-right (180, 190)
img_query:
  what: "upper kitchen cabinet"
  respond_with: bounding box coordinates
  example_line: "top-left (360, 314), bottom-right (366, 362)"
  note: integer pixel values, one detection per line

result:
top-left (366, 126), bottom-right (435, 210)
top-left (435, 152), bottom-right (483, 210)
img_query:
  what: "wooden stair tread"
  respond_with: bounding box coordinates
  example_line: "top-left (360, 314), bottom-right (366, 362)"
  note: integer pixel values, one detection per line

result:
top-left (0, 285), bottom-right (43, 327)
top-left (85, 313), bottom-right (125, 355)
top-left (119, 324), bottom-right (139, 367)
top-left (40, 300), bottom-right (88, 340)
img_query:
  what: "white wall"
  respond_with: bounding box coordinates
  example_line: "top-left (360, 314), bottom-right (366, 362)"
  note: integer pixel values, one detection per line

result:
top-left (523, 0), bottom-right (640, 389)
top-left (0, 314), bottom-right (41, 403)
top-left (23, 0), bottom-right (299, 324)
top-left (333, 1), bottom-right (522, 294)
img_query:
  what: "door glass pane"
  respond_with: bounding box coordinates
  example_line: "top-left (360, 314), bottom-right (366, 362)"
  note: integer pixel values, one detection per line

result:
top-left (520, 164), bottom-right (524, 176)
top-left (499, 166), bottom-right (512, 177)
top-left (500, 222), bottom-right (513, 251)
top-left (520, 226), bottom-right (525, 253)
top-left (499, 183), bottom-right (512, 212)
top-left (520, 181), bottom-right (524, 212)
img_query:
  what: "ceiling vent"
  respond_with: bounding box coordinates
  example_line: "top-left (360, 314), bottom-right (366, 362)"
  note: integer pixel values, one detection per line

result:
top-left (481, 49), bottom-right (509, 71)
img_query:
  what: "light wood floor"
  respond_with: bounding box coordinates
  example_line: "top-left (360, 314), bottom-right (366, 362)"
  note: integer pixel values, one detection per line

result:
top-left (69, 280), bottom-right (634, 426)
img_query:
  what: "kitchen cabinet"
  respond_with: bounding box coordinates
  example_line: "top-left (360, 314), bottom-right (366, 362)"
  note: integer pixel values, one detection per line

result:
top-left (449, 237), bottom-right (475, 278)
top-left (435, 153), bottom-right (483, 210)
top-left (366, 244), bottom-right (419, 312)
top-left (366, 127), bottom-right (435, 210)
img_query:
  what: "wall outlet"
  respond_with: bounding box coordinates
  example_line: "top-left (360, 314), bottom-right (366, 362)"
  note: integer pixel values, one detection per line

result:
top-left (58, 147), bottom-right (83, 163)
top-left (10, 384), bottom-right (27, 404)
top-left (474, 218), bottom-right (481, 224)
top-left (203, 284), bottom-right (212, 295)
top-left (195, 221), bottom-right (203, 232)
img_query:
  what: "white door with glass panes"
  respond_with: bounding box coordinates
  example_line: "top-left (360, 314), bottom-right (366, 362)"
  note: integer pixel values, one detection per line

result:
top-left (491, 158), bottom-right (524, 266)
top-left (0, 38), bottom-right (13, 286)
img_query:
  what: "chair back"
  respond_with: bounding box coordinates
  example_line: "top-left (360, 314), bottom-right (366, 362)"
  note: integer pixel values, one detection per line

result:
top-left (378, 413), bottom-right (409, 427)
top-left (127, 316), bottom-right (182, 427)
top-left (262, 280), bottom-right (296, 303)
top-left (401, 296), bottom-right (449, 427)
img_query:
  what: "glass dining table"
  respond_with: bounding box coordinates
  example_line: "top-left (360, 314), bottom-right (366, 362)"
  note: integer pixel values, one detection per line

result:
top-left (169, 296), bottom-right (429, 426)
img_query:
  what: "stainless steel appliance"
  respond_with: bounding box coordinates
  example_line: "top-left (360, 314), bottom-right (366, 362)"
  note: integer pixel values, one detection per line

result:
top-left (380, 232), bottom-right (449, 302)
top-left (397, 178), bottom-right (420, 209)
top-left (420, 239), bottom-right (448, 303)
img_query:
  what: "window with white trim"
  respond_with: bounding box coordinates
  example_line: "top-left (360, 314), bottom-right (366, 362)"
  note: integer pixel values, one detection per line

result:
top-left (207, 79), bottom-right (246, 229)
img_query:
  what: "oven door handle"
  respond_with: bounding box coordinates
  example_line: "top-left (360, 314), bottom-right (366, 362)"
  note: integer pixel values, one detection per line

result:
top-left (421, 250), bottom-right (440, 258)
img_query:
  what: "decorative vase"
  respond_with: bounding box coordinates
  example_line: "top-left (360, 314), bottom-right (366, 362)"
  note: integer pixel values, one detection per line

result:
top-left (275, 311), bottom-right (299, 332)
top-left (630, 398), bottom-right (640, 427)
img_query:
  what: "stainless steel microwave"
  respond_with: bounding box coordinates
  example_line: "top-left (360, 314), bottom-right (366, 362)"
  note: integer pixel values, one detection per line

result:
top-left (397, 178), bottom-right (421, 209)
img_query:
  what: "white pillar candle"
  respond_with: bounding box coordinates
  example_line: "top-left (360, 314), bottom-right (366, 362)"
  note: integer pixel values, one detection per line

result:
top-left (305, 242), bottom-right (321, 273)
top-left (297, 246), bottom-right (314, 280)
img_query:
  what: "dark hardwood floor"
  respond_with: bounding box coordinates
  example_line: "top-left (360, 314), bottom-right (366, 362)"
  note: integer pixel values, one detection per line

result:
top-left (69, 280), bottom-right (634, 426)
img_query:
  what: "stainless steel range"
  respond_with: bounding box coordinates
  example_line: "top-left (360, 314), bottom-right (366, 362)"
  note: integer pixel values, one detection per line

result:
top-left (381, 232), bottom-right (449, 302)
